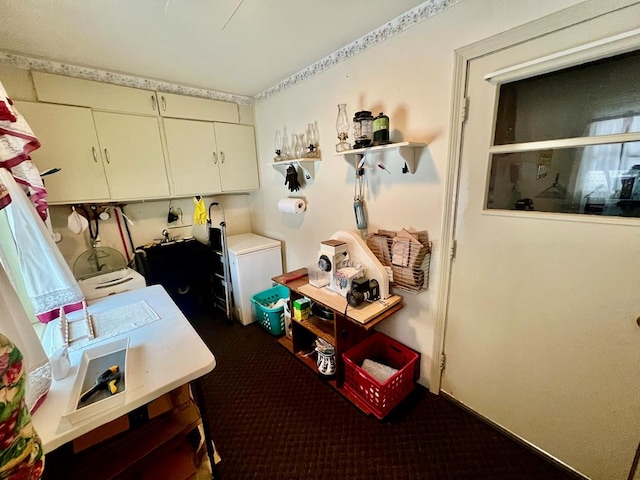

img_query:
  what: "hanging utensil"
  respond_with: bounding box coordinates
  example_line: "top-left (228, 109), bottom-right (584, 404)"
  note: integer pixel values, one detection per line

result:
top-left (354, 154), bottom-right (367, 230)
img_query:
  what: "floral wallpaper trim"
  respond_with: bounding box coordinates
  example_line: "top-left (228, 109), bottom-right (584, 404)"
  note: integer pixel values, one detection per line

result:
top-left (255, 0), bottom-right (463, 102)
top-left (0, 52), bottom-right (254, 106)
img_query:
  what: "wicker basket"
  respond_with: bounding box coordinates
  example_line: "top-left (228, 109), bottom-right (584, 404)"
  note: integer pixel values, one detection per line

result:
top-left (367, 230), bottom-right (431, 293)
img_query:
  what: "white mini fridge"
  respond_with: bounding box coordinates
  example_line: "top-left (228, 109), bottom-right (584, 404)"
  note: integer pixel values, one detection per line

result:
top-left (226, 233), bottom-right (283, 326)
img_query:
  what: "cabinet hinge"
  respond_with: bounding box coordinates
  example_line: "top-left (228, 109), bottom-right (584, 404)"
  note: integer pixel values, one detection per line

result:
top-left (440, 353), bottom-right (446, 371)
top-left (460, 97), bottom-right (469, 123)
top-left (450, 239), bottom-right (457, 259)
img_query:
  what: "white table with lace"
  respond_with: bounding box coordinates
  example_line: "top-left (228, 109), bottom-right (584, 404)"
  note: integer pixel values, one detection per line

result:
top-left (31, 284), bottom-right (216, 453)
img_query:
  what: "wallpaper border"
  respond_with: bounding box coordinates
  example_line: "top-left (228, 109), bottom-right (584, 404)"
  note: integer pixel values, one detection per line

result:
top-left (254, 0), bottom-right (462, 102)
top-left (0, 52), bottom-right (255, 106)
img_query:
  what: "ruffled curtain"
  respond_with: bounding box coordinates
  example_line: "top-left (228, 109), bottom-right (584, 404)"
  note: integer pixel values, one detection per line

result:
top-left (0, 263), bottom-right (51, 413)
top-left (0, 82), bottom-right (84, 323)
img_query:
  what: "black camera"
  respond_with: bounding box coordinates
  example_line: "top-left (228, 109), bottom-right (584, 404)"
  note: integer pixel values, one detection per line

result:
top-left (347, 278), bottom-right (380, 307)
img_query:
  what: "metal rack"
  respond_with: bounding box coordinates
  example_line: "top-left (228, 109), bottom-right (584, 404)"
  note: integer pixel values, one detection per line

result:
top-left (208, 202), bottom-right (233, 319)
top-left (366, 231), bottom-right (432, 294)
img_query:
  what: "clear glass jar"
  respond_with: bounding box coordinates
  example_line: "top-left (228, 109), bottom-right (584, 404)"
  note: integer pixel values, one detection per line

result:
top-left (281, 127), bottom-right (291, 159)
top-left (295, 134), bottom-right (306, 159)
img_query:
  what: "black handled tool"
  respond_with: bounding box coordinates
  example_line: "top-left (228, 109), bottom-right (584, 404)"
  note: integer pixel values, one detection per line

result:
top-left (80, 365), bottom-right (121, 403)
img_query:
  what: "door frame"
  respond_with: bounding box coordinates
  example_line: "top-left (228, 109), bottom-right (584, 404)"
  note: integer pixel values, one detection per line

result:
top-left (430, 0), bottom-right (640, 393)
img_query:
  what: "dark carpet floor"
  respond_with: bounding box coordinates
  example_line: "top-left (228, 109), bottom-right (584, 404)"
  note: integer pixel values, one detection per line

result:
top-left (191, 313), bottom-right (577, 480)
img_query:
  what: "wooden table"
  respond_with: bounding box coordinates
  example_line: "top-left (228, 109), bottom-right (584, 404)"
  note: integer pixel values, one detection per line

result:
top-left (273, 268), bottom-right (402, 414)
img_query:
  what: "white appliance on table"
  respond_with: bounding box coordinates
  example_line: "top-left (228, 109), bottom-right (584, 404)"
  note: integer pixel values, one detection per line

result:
top-left (227, 233), bottom-right (283, 326)
top-left (73, 246), bottom-right (146, 301)
top-left (78, 268), bottom-right (147, 300)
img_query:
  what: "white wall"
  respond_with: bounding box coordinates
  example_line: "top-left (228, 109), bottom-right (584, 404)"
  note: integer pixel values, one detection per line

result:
top-left (251, 0), bottom-right (586, 386)
top-left (1, 0), bottom-right (587, 386)
top-left (49, 195), bottom-right (252, 269)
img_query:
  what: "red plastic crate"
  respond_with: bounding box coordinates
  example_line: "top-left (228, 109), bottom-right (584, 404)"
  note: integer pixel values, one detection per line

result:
top-left (342, 332), bottom-right (419, 419)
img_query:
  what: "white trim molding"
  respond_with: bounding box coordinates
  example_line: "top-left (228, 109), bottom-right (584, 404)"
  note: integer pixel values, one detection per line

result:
top-left (485, 27), bottom-right (640, 85)
top-left (0, 51), bottom-right (255, 106)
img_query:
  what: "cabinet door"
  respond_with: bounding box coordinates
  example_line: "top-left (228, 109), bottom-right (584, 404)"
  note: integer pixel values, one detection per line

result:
top-left (163, 118), bottom-right (222, 195)
top-left (92, 112), bottom-right (170, 200)
top-left (214, 123), bottom-right (259, 192)
top-left (158, 92), bottom-right (238, 123)
top-left (14, 101), bottom-right (111, 203)
top-left (33, 72), bottom-right (158, 115)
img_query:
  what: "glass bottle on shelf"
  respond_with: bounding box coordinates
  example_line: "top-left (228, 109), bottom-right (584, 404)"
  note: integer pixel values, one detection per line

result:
top-left (281, 127), bottom-right (291, 160)
top-left (313, 122), bottom-right (320, 156)
top-left (295, 133), bottom-right (306, 159)
top-left (336, 104), bottom-right (351, 152)
top-left (307, 123), bottom-right (317, 158)
top-left (274, 130), bottom-right (283, 161)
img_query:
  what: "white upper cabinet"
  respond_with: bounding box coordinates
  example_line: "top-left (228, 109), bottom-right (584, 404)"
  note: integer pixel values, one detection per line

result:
top-left (32, 71), bottom-right (158, 115)
top-left (163, 118), bottom-right (222, 196)
top-left (215, 123), bottom-right (259, 192)
top-left (14, 101), bottom-right (111, 203)
top-left (92, 112), bottom-right (170, 200)
top-left (21, 71), bottom-right (258, 201)
top-left (156, 92), bottom-right (239, 123)
top-left (164, 119), bottom-right (258, 195)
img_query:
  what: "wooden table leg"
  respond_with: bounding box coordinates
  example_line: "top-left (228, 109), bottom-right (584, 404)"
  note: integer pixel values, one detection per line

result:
top-left (191, 379), bottom-right (220, 480)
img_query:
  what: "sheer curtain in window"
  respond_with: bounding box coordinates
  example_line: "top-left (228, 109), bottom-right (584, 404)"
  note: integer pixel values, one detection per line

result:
top-left (572, 115), bottom-right (640, 211)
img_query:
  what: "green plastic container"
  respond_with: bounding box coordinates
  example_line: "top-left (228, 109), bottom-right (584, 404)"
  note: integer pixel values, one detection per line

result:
top-left (250, 285), bottom-right (290, 335)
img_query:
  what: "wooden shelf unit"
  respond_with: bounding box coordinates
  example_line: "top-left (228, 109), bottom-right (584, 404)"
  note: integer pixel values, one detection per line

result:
top-left (273, 268), bottom-right (403, 415)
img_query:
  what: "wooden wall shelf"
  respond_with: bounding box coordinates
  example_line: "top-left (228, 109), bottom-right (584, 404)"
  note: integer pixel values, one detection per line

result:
top-left (334, 142), bottom-right (426, 174)
top-left (267, 158), bottom-right (321, 180)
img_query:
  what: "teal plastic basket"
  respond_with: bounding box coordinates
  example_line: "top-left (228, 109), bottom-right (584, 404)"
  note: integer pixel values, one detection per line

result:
top-left (250, 285), bottom-right (290, 336)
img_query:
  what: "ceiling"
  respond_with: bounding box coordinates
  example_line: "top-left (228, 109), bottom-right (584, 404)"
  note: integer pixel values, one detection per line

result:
top-left (0, 0), bottom-right (426, 97)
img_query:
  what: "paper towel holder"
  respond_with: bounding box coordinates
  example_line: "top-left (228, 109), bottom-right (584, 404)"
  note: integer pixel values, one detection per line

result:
top-left (278, 197), bottom-right (307, 214)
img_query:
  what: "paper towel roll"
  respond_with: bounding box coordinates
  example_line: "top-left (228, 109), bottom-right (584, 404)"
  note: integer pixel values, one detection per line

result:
top-left (278, 198), bottom-right (306, 214)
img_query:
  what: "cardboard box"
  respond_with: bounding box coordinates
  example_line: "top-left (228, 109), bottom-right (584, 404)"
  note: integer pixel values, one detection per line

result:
top-left (293, 298), bottom-right (310, 320)
top-left (73, 383), bottom-right (191, 453)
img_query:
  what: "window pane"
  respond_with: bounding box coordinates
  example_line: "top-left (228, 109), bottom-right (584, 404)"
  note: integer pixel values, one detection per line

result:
top-left (494, 50), bottom-right (640, 145)
top-left (486, 142), bottom-right (640, 217)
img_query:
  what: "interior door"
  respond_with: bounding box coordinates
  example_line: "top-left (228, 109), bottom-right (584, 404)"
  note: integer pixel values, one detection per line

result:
top-left (93, 111), bottom-right (169, 200)
top-left (442, 8), bottom-right (640, 480)
top-left (214, 123), bottom-right (259, 192)
top-left (164, 118), bottom-right (222, 195)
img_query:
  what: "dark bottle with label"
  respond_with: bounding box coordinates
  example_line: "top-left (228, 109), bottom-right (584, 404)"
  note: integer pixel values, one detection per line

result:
top-left (373, 112), bottom-right (390, 145)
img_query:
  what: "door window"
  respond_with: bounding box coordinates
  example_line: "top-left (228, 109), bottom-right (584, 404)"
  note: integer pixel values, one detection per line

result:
top-left (486, 49), bottom-right (640, 217)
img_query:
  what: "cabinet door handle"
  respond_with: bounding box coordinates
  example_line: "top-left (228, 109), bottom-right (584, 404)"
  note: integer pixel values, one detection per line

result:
top-left (104, 148), bottom-right (111, 164)
top-left (151, 95), bottom-right (157, 111)
top-left (212, 152), bottom-right (218, 164)
top-left (91, 146), bottom-right (98, 163)
top-left (220, 152), bottom-right (225, 164)
top-left (161, 96), bottom-right (166, 111)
